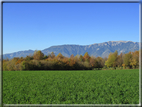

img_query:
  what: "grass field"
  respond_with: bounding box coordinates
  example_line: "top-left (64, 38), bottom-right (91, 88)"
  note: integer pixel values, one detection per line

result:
top-left (3, 69), bottom-right (139, 104)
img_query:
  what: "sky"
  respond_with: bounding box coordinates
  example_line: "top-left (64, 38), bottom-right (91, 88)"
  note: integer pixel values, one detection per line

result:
top-left (3, 2), bottom-right (139, 54)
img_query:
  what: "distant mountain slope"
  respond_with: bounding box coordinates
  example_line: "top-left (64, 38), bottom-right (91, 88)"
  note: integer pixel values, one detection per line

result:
top-left (3, 41), bottom-right (139, 59)
top-left (3, 50), bottom-right (34, 59)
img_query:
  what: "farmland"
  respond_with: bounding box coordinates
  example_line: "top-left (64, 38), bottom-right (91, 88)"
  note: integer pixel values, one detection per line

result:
top-left (3, 69), bottom-right (139, 104)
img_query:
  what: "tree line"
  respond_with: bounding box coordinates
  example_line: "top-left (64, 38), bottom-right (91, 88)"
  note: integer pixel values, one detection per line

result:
top-left (2, 50), bottom-right (139, 71)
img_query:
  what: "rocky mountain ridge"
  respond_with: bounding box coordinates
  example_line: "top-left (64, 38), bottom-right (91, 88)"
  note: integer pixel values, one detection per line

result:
top-left (3, 41), bottom-right (139, 59)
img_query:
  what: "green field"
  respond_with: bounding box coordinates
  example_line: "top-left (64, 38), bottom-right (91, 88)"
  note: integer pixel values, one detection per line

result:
top-left (3, 69), bottom-right (139, 104)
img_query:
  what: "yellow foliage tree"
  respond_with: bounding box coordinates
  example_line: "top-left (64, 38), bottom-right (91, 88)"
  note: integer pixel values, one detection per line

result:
top-left (56, 53), bottom-right (64, 60)
top-left (83, 52), bottom-right (90, 62)
top-left (33, 50), bottom-right (44, 60)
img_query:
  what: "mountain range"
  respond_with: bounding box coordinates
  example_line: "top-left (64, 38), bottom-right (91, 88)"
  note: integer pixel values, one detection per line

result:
top-left (3, 41), bottom-right (139, 59)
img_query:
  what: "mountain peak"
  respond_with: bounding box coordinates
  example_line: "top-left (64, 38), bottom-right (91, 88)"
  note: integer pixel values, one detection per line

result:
top-left (108, 40), bottom-right (129, 43)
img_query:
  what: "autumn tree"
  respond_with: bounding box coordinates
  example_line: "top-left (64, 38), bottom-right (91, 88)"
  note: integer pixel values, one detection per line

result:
top-left (21, 61), bottom-right (29, 70)
top-left (105, 51), bottom-right (118, 68)
top-left (51, 52), bottom-right (55, 58)
top-left (14, 57), bottom-right (25, 71)
top-left (89, 56), bottom-right (98, 68)
top-left (3, 60), bottom-right (8, 71)
top-left (56, 53), bottom-right (64, 60)
top-left (130, 51), bottom-right (139, 69)
top-left (102, 57), bottom-right (108, 68)
top-left (75, 54), bottom-right (79, 58)
top-left (7, 58), bottom-right (19, 71)
top-left (116, 52), bottom-right (123, 68)
top-left (123, 52), bottom-right (132, 68)
top-left (43, 55), bottom-right (48, 59)
top-left (70, 54), bottom-right (74, 59)
top-left (25, 55), bottom-right (33, 61)
top-left (62, 57), bottom-right (70, 69)
top-left (96, 57), bottom-right (104, 69)
top-left (105, 52), bottom-right (113, 68)
top-left (33, 50), bottom-right (44, 60)
top-left (83, 52), bottom-right (90, 62)
top-left (112, 50), bottom-right (118, 68)
top-left (79, 55), bottom-right (84, 62)
top-left (83, 61), bottom-right (91, 69)
top-left (69, 58), bottom-right (76, 69)
top-left (74, 54), bottom-right (79, 61)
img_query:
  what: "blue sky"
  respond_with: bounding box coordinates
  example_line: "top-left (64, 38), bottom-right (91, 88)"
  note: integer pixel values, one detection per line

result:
top-left (3, 3), bottom-right (139, 54)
